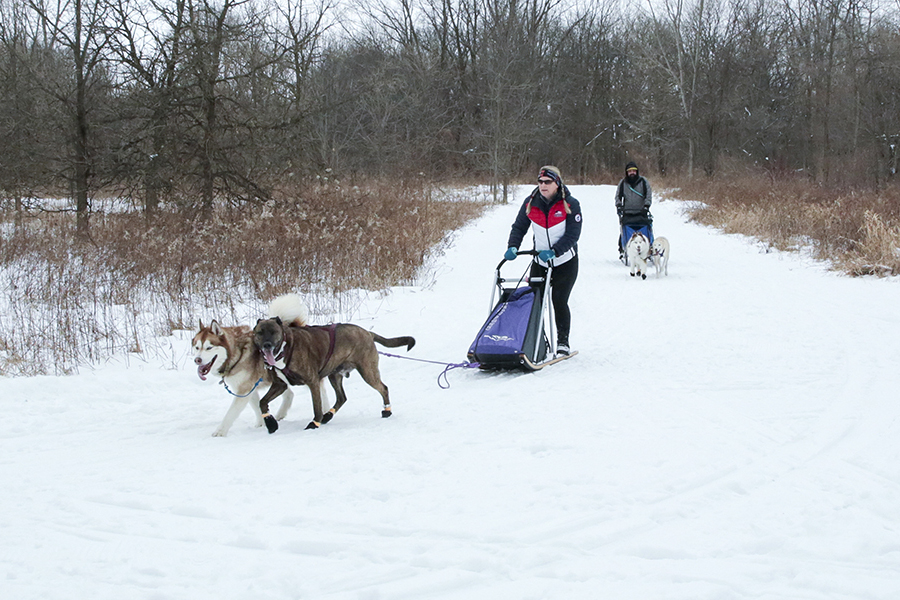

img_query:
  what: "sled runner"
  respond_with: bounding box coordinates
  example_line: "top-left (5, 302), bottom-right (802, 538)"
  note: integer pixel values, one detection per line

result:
top-left (467, 250), bottom-right (577, 371)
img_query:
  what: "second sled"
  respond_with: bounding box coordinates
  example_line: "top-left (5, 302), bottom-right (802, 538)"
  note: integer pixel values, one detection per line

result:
top-left (620, 218), bottom-right (654, 266)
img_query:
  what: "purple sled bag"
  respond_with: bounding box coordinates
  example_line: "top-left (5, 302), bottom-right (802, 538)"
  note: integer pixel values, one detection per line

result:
top-left (467, 286), bottom-right (547, 368)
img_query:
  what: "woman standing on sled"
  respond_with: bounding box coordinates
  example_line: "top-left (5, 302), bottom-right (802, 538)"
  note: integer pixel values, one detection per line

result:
top-left (504, 165), bottom-right (582, 356)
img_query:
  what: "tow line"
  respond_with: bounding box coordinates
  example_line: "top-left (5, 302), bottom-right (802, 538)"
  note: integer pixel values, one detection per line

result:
top-left (378, 351), bottom-right (479, 389)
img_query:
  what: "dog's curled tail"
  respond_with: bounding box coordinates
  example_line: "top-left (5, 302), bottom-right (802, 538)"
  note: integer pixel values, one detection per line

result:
top-left (373, 334), bottom-right (416, 351)
top-left (268, 294), bottom-right (309, 327)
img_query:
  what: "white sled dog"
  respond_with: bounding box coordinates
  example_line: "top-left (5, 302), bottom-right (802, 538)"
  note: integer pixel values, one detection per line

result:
top-left (192, 294), bottom-right (309, 436)
top-left (626, 232), bottom-right (651, 280)
top-left (651, 236), bottom-right (670, 277)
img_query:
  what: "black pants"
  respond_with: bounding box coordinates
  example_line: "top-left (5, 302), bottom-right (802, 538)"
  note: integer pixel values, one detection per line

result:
top-left (530, 255), bottom-right (578, 345)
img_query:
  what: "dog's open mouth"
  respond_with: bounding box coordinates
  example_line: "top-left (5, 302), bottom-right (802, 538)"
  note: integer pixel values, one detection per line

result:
top-left (197, 356), bottom-right (217, 381)
top-left (262, 348), bottom-right (277, 367)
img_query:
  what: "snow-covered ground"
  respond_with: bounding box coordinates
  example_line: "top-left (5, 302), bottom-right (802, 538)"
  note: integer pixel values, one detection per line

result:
top-left (1, 185), bottom-right (898, 600)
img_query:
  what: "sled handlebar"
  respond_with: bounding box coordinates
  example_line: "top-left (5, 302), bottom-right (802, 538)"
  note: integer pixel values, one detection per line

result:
top-left (496, 249), bottom-right (538, 270)
top-left (489, 250), bottom-right (553, 316)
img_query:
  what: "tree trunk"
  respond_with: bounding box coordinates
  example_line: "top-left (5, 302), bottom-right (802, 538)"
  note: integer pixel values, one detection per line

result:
top-left (74, 0), bottom-right (90, 239)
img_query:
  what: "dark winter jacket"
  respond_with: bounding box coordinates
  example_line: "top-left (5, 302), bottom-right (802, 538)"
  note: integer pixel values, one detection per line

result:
top-left (615, 173), bottom-right (652, 216)
top-left (507, 185), bottom-right (583, 268)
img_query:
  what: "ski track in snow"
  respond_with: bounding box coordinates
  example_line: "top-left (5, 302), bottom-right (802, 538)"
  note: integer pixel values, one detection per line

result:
top-left (1, 185), bottom-right (899, 600)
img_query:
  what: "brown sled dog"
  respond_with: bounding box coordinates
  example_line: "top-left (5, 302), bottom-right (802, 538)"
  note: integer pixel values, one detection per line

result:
top-left (252, 317), bottom-right (415, 432)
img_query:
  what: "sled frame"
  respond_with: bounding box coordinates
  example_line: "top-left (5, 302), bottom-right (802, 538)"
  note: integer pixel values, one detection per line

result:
top-left (476, 250), bottom-right (565, 371)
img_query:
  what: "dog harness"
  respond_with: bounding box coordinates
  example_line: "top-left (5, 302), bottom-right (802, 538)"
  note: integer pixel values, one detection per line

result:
top-left (271, 324), bottom-right (339, 384)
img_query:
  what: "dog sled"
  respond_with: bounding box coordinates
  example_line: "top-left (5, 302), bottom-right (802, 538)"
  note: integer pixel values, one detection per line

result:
top-left (619, 216), bottom-right (654, 266)
top-left (467, 250), bottom-right (577, 371)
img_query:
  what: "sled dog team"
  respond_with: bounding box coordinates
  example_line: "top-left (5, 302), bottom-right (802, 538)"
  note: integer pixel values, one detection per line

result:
top-left (626, 233), bottom-right (670, 280)
top-left (192, 294), bottom-right (415, 437)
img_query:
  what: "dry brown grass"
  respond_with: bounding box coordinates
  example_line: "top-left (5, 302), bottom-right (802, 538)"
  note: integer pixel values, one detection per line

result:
top-left (0, 179), bottom-right (487, 375)
top-left (670, 173), bottom-right (900, 276)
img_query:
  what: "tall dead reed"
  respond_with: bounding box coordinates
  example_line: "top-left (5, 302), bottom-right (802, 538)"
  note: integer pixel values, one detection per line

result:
top-left (672, 174), bottom-right (900, 276)
top-left (0, 180), bottom-right (486, 376)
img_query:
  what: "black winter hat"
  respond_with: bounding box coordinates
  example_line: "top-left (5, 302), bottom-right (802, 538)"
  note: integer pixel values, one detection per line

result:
top-left (539, 165), bottom-right (563, 187)
top-left (625, 161), bottom-right (639, 175)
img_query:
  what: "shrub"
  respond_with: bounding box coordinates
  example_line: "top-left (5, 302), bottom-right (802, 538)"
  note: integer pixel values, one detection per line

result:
top-left (0, 179), bottom-right (487, 375)
top-left (672, 174), bottom-right (900, 276)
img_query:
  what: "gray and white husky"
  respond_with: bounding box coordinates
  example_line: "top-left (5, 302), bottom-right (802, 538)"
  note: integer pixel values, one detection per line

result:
top-left (192, 294), bottom-right (308, 436)
top-left (626, 232), bottom-right (651, 280)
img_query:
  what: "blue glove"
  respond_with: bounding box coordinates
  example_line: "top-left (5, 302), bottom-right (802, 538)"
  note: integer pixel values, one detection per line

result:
top-left (504, 247), bottom-right (518, 261)
top-left (538, 249), bottom-right (556, 262)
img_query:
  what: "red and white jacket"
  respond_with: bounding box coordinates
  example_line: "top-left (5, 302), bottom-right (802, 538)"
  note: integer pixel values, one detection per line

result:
top-left (507, 186), bottom-right (583, 267)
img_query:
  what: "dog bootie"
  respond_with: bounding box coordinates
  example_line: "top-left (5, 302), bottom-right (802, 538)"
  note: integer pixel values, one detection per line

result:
top-left (263, 414), bottom-right (278, 434)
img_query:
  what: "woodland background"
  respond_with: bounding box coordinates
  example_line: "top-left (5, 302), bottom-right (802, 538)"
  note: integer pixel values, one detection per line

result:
top-left (2, 0), bottom-right (900, 225)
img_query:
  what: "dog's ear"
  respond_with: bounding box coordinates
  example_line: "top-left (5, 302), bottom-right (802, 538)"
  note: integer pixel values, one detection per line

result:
top-left (255, 318), bottom-right (263, 325)
top-left (210, 320), bottom-right (223, 336)
top-left (274, 316), bottom-right (283, 326)
top-left (198, 319), bottom-right (205, 330)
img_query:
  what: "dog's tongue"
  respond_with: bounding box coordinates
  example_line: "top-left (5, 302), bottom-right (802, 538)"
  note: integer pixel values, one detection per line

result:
top-left (196, 356), bottom-right (215, 381)
top-left (262, 348), bottom-right (277, 367)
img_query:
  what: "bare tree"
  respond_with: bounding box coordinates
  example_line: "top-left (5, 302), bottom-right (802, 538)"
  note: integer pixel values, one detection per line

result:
top-left (172, 0), bottom-right (279, 211)
top-left (275, 0), bottom-right (332, 105)
top-left (419, 0), bottom-right (483, 171)
top-left (108, 0), bottom-right (188, 216)
top-left (267, 0), bottom-right (333, 176)
top-left (553, 1), bottom-right (625, 177)
top-left (28, 0), bottom-right (112, 237)
top-left (781, 0), bottom-right (860, 182)
top-left (0, 0), bottom-right (40, 220)
top-left (854, 1), bottom-right (900, 183)
top-left (638, 0), bottom-right (735, 178)
top-left (693, 0), bottom-right (745, 176)
top-left (479, 0), bottom-right (559, 201)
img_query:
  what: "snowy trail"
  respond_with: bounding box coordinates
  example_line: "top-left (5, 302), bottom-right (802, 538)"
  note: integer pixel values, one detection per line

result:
top-left (1, 185), bottom-right (899, 600)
